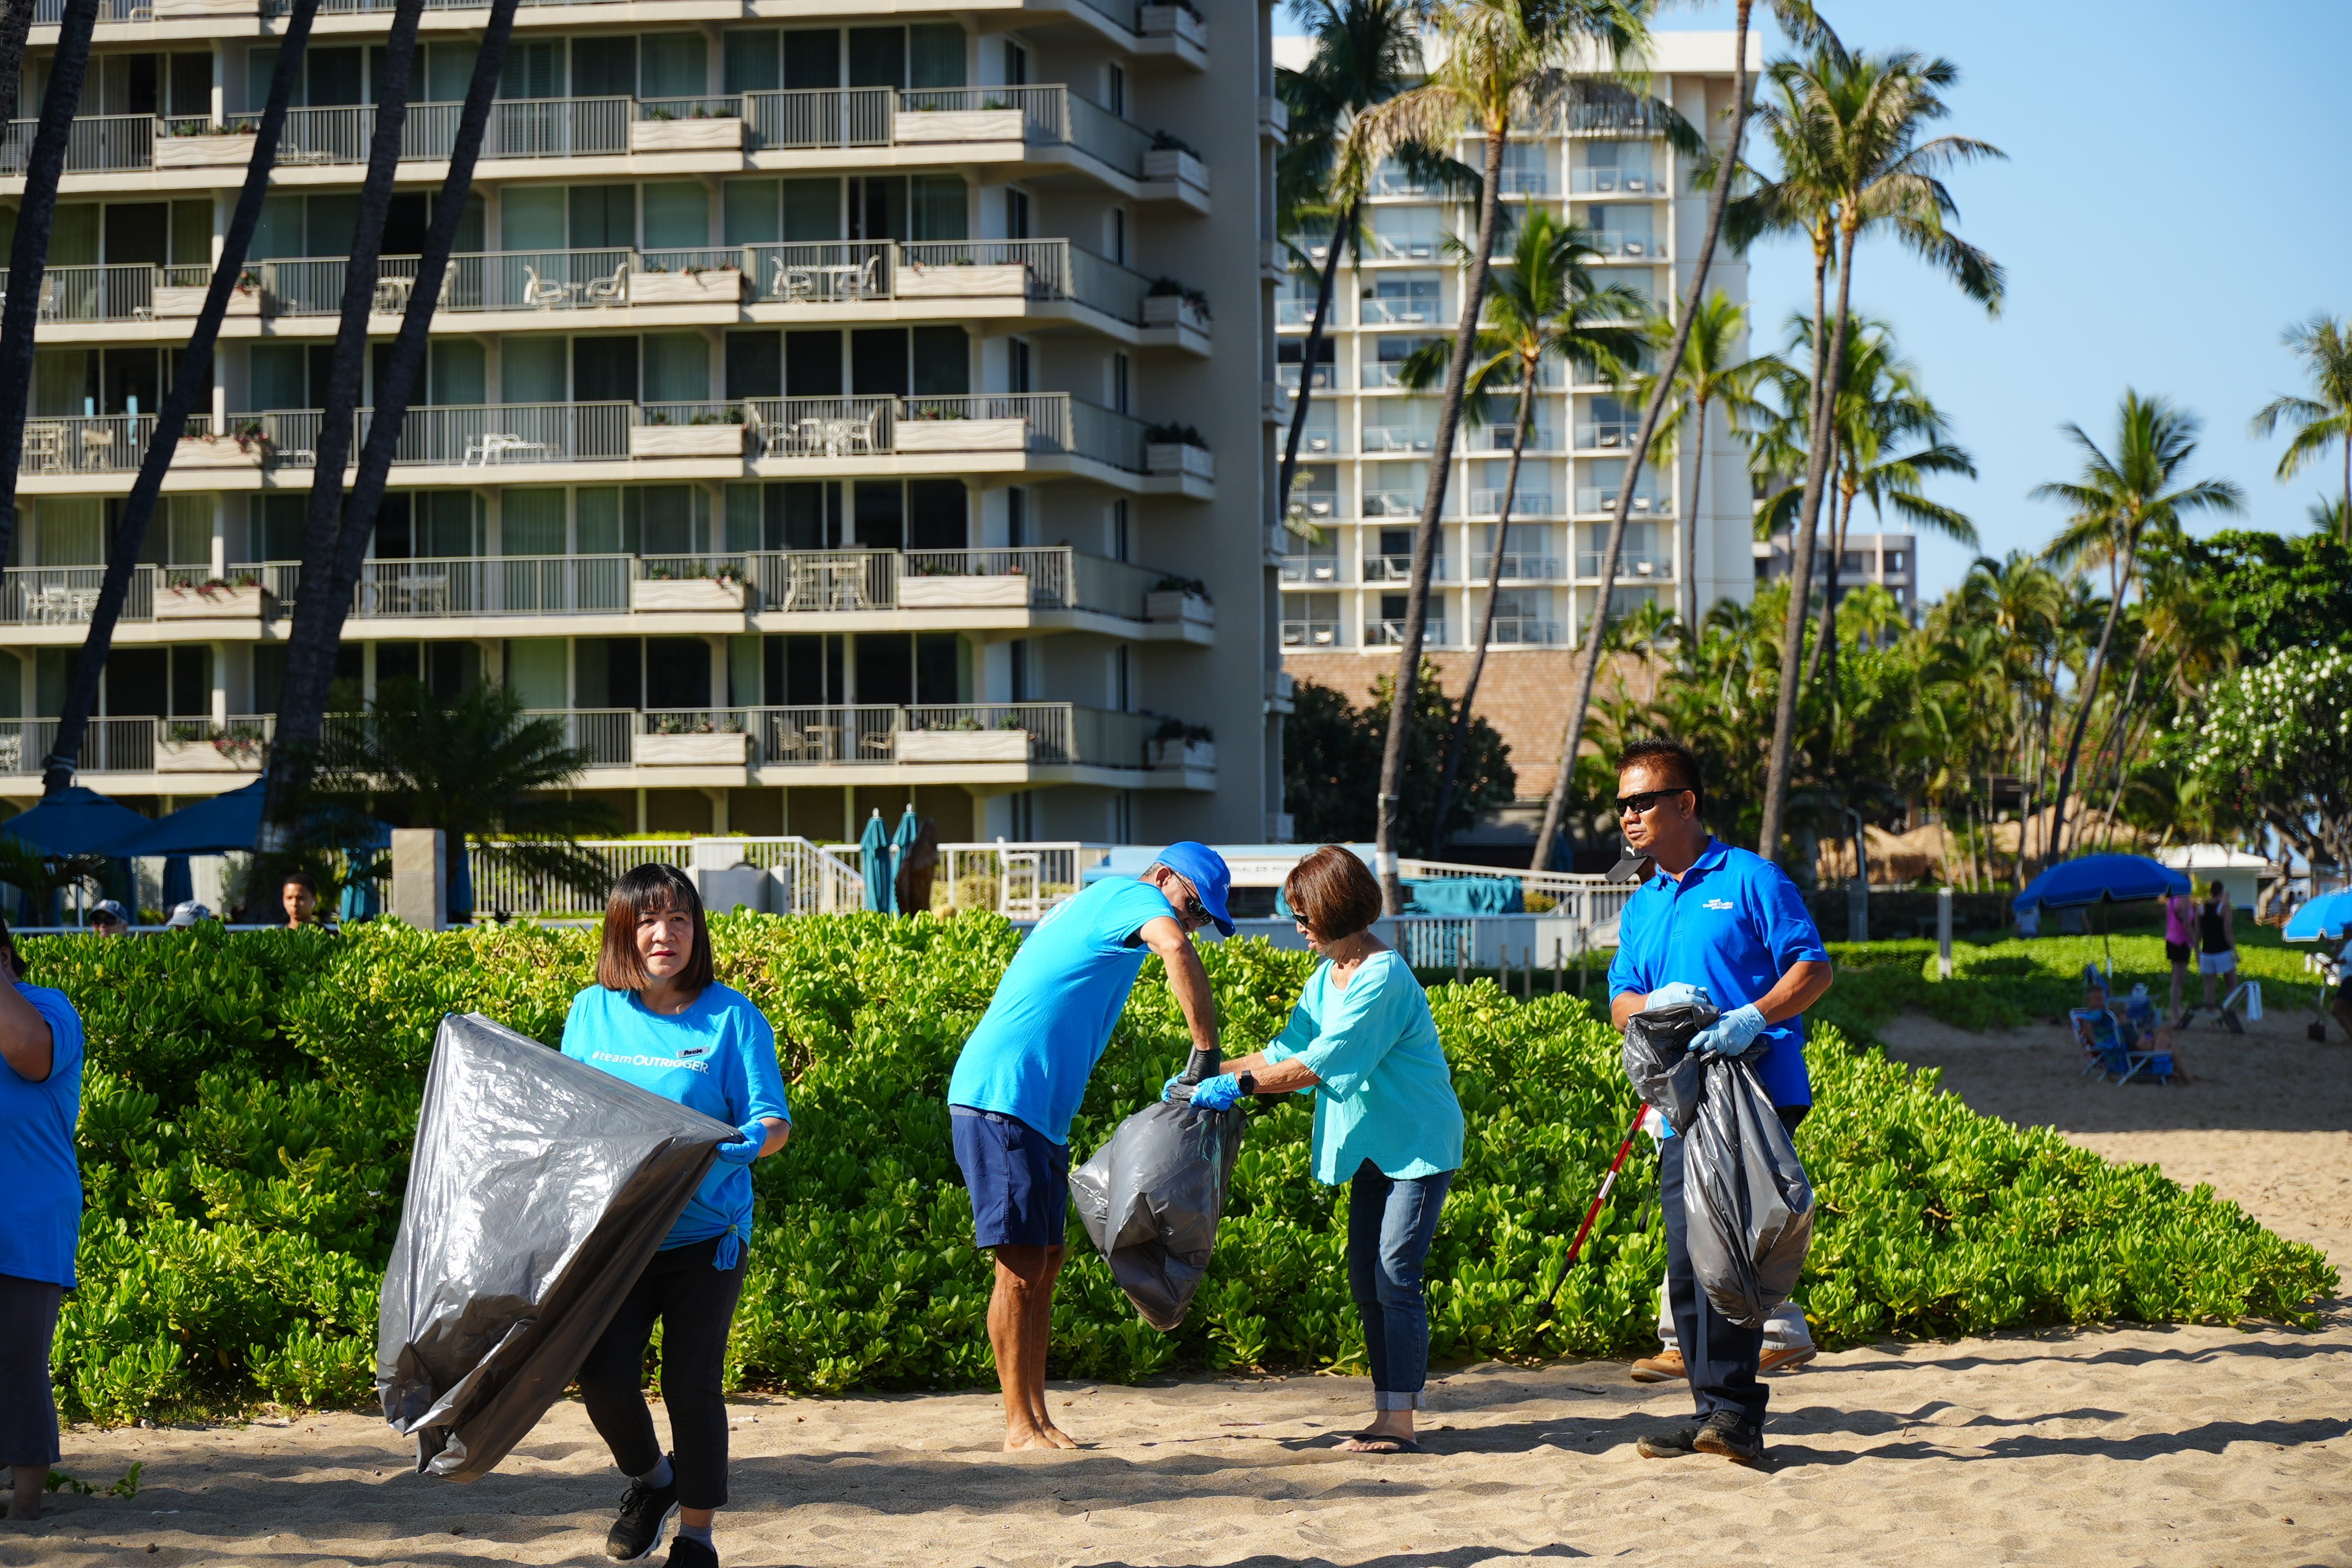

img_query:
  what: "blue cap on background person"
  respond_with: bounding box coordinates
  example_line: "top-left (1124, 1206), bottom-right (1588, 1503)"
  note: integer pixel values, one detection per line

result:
top-left (165, 901), bottom-right (212, 929)
top-left (89, 900), bottom-right (130, 929)
top-left (1152, 842), bottom-right (1234, 937)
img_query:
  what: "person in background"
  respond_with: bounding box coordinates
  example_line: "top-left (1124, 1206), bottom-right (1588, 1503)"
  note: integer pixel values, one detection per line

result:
top-left (2197, 880), bottom-right (2239, 1012)
top-left (0, 914), bottom-right (85, 1523)
top-left (947, 842), bottom-right (1232, 1452)
top-left (87, 901), bottom-right (130, 937)
top-left (564, 866), bottom-right (789, 1568)
top-left (164, 901), bottom-right (212, 930)
top-left (1207, 846), bottom-right (1462, 1455)
top-left (281, 871), bottom-right (325, 929)
top-left (1607, 739), bottom-right (1834, 1468)
top-left (2162, 885), bottom-right (2196, 1018)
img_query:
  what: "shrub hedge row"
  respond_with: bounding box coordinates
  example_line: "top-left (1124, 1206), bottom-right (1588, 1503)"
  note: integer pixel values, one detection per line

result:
top-left (27, 916), bottom-right (2334, 1424)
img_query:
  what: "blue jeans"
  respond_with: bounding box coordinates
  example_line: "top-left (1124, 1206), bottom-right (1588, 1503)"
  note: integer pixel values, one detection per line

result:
top-left (1346, 1159), bottom-right (1455, 1410)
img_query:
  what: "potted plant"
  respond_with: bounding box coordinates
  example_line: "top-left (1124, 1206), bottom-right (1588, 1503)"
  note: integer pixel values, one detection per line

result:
top-left (895, 404), bottom-right (1030, 453)
top-left (632, 712), bottom-right (752, 766)
top-left (897, 558), bottom-right (1031, 609)
top-left (1141, 277), bottom-right (1211, 332)
top-left (156, 720), bottom-right (268, 772)
top-left (1145, 717), bottom-right (1215, 771)
top-left (155, 570), bottom-right (269, 620)
top-left (1143, 423), bottom-right (1215, 483)
top-left (1144, 571), bottom-right (1214, 627)
top-left (897, 250), bottom-right (1031, 299)
top-left (1143, 129), bottom-right (1209, 192)
top-left (894, 715), bottom-right (1033, 763)
top-left (629, 104), bottom-right (743, 153)
top-left (630, 560), bottom-right (752, 612)
top-left (155, 119), bottom-right (259, 169)
top-left (631, 262), bottom-right (745, 306)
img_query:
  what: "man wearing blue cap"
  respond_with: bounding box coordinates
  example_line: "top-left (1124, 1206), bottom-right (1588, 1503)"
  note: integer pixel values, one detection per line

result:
top-left (947, 841), bottom-right (1232, 1450)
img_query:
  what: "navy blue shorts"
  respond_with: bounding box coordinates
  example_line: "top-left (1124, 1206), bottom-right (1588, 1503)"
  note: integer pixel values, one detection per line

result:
top-left (951, 1107), bottom-right (1071, 1248)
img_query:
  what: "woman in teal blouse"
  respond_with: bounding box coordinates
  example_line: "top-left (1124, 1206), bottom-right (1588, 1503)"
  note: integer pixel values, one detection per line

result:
top-left (1213, 845), bottom-right (1463, 1453)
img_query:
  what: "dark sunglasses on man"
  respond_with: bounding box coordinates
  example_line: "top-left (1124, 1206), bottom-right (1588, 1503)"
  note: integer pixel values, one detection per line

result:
top-left (1615, 788), bottom-right (1692, 817)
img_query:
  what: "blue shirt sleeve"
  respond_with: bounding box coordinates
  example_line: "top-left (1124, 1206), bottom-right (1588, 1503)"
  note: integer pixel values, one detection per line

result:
top-left (1607, 896), bottom-right (1650, 998)
top-left (1101, 877), bottom-right (1180, 947)
top-left (726, 1003), bottom-right (791, 1128)
top-left (1752, 863), bottom-right (1830, 969)
top-left (23, 986), bottom-right (84, 1084)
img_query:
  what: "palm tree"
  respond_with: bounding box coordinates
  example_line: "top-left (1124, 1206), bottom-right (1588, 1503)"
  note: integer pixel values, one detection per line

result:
top-left (1351, 0), bottom-right (1677, 908)
top-left (1526, 0), bottom-right (1829, 876)
top-left (1401, 210), bottom-right (1646, 849)
top-left (2250, 313), bottom-right (2352, 517)
top-left (265, 0), bottom-right (529, 838)
top-left (0, 0), bottom-right (38, 125)
top-left (0, 0), bottom-right (102, 568)
top-left (1731, 40), bottom-right (2005, 863)
top-left (322, 681), bottom-right (616, 922)
top-left (1277, 0), bottom-right (1424, 527)
top-left (2310, 494), bottom-right (2352, 548)
top-left (38, 0), bottom-right (326, 795)
top-left (2030, 391), bottom-right (2242, 863)
top-left (1639, 290), bottom-right (1774, 631)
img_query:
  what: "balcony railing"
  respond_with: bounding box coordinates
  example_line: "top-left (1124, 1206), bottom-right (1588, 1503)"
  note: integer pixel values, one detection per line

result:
top-left (1278, 554), bottom-right (1344, 584)
top-left (19, 413), bottom-right (217, 475)
top-left (1281, 618), bottom-right (1342, 647)
top-left (1361, 426), bottom-right (1437, 454)
top-left (1469, 553), bottom-right (1562, 579)
top-left (1576, 420), bottom-right (1636, 449)
top-left (1358, 297), bottom-right (1444, 327)
top-left (1362, 555), bottom-right (1450, 582)
top-left (1276, 298), bottom-right (1338, 328)
top-left (533, 702), bottom-right (1174, 772)
top-left (1576, 553), bottom-right (1674, 578)
top-left (0, 715), bottom-right (274, 777)
top-left (1569, 167), bottom-right (1664, 194)
top-left (1574, 488), bottom-right (1669, 516)
top-left (1584, 230), bottom-right (1661, 259)
top-left (1375, 619), bottom-right (1448, 646)
top-left (1467, 489), bottom-right (1557, 517)
top-left (1484, 616), bottom-right (1562, 644)
top-left (0, 263), bottom-right (156, 322)
top-left (0, 113), bottom-right (153, 174)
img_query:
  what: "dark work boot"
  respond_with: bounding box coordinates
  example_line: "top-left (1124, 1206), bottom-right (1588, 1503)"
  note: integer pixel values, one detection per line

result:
top-left (1693, 1409), bottom-right (1765, 1467)
top-left (1635, 1424), bottom-right (1702, 1458)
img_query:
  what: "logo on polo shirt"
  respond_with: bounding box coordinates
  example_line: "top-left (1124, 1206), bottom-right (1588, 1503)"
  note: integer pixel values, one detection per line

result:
top-left (589, 1050), bottom-right (710, 1074)
top-left (1704, 898), bottom-right (1734, 911)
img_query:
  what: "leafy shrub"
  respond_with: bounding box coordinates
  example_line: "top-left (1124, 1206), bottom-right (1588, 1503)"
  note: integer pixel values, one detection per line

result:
top-left (22, 916), bottom-right (2334, 1423)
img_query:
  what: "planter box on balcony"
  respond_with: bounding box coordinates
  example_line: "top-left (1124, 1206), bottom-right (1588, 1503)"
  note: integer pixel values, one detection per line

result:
top-left (895, 729), bottom-right (1031, 763)
top-left (894, 109), bottom-right (1026, 144)
top-left (631, 267), bottom-right (743, 305)
top-left (155, 135), bottom-right (255, 169)
top-left (1146, 443), bottom-right (1214, 482)
top-left (156, 582), bottom-right (266, 620)
top-left (173, 436), bottom-right (265, 471)
top-left (895, 416), bottom-right (1028, 453)
top-left (630, 423), bottom-right (746, 459)
top-left (899, 574), bottom-right (1030, 608)
top-left (631, 577), bottom-right (750, 612)
top-left (1145, 589), bottom-right (1214, 627)
top-left (896, 263), bottom-right (1031, 299)
top-left (155, 0), bottom-right (254, 16)
top-left (154, 285), bottom-right (261, 320)
top-left (1142, 295), bottom-right (1209, 332)
top-left (1143, 148), bottom-right (1208, 189)
top-left (1146, 738), bottom-right (1215, 771)
top-left (633, 730), bottom-right (751, 766)
top-left (156, 740), bottom-right (264, 774)
top-left (629, 116), bottom-right (743, 153)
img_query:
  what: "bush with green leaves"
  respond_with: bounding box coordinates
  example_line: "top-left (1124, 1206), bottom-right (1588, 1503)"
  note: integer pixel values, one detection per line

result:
top-left (24, 916), bottom-right (2333, 1423)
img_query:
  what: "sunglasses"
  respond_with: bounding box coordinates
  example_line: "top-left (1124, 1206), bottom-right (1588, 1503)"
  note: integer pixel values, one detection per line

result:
top-left (1615, 788), bottom-right (1690, 817)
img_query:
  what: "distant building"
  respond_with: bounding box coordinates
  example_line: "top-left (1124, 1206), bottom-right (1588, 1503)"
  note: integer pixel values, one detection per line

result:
top-left (1753, 531), bottom-right (1919, 615)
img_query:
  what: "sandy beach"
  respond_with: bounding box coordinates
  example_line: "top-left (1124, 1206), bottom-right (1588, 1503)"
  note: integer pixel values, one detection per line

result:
top-left (10, 1004), bottom-right (2349, 1568)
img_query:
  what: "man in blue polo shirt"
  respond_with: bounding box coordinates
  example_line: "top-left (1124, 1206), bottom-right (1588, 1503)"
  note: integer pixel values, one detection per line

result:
top-left (1606, 739), bottom-right (1832, 1467)
top-left (948, 841), bottom-right (1232, 1451)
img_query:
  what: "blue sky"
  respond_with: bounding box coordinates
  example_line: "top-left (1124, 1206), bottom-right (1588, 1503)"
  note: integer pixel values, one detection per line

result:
top-left (1279, 1), bottom-right (2352, 598)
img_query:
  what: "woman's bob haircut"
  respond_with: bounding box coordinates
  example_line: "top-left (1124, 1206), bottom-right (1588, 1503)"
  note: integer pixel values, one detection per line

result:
top-left (1284, 844), bottom-right (1384, 944)
top-left (597, 863), bottom-right (715, 994)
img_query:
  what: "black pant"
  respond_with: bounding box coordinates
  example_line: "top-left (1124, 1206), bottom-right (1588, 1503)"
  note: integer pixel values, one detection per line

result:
top-left (576, 1236), bottom-right (746, 1510)
top-left (0, 1273), bottom-right (63, 1467)
top-left (1660, 1105), bottom-right (1807, 1432)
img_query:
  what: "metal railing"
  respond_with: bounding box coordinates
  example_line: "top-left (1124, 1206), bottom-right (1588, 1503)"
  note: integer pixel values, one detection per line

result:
top-left (1576, 553), bottom-right (1673, 579)
top-left (1468, 490), bottom-right (1558, 517)
top-left (1577, 420), bottom-right (1636, 449)
top-left (1573, 488), bottom-right (1669, 515)
top-left (0, 263), bottom-right (155, 322)
top-left (0, 715), bottom-right (276, 776)
top-left (1361, 426), bottom-right (1438, 453)
top-left (1375, 619), bottom-right (1449, 646)
top-left (1279, 554), bottom-right (1344, 584)
top-left (1479, 425), bottom-right (1560, 452)
top-left (744, 241), bottom-right (893, 303)
top-left (1469, 553), bottom-right (1562, 579)
top-left (1358, 297), bottom-right (1444, 326)
top-left (512, 702), bottom-right (1170, 773)
top-left (747, 545), bottom-right (1162, 619)
top-left (742, 87), bottom-right (894, 150)
top-left (1569, 167), bottom-right (1663, 194)
top-left (351, 554), bottom-right (634, 619)
top-left (1483, 616), bottom-right (1562, 644)
top-left (1584, 229), bottom-right (1661, 259)
top-left (3, 564), bottom-right (152, 625)
top-left (257, 402), bottom-right (634, 467)
top-left (19, 413), bottom-right (218, 475)
top-left (1281, 618), bottom-right (1342, 647)
top-left (1362, 554), bottom-right (1450, 581)
top-left (0, 113), bottom-right (153, 174)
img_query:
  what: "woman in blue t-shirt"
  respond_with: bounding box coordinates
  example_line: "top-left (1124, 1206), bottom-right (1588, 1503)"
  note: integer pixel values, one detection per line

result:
top-left (564, 866), bottom-right (789, 1568)
top-left (0, 914), bottom-right (84, 1523)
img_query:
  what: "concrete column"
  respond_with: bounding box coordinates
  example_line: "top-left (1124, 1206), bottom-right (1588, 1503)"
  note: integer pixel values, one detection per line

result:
top-left (390, 828), bottom-right (447, 929)
top-left (210, 496), bottom-right (228, 578)
top-left (210, 642), bottom-right (228, 724)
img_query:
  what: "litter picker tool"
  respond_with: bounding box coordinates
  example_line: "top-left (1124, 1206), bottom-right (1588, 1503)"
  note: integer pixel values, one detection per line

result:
top-left (1537, 1105), bottom-right (1650, 1315)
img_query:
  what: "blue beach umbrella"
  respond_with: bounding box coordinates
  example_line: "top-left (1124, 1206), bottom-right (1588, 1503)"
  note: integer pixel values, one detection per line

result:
top-left (889, 805), bottom-right (920, 916)
top-left (2012, 853), bottom-right (2191, 913)
top-left (859, 808), bottom-right (894, 913)
top-left (1, 786), bottom-right (153, 856)
top-left (2285, 889), bottom-right (2352, 943)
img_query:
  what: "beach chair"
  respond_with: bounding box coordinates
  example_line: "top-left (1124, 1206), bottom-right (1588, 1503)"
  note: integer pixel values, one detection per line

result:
top-left (2070, 1008), bottom-right (2175, 1087)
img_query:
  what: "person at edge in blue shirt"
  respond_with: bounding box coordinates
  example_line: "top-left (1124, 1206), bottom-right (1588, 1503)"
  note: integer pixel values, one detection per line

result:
top-left (563, 865), bottom-right (790, 1568)
top-left (1606, 738), bottom-right (1833, 1469)
top-left (0, 913), bottom-right (84, 1525)
top-left (947, 841), bottom-right (1233, 1451)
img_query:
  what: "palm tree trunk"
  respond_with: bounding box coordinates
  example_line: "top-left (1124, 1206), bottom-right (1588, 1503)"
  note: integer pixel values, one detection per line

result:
top-left (1802, 469), bottom-right (1854, 691)
top-left (2099, 708), bottom-right (2153, 846)
top-left (1678, 390), bottom-right (1710, 632)
top-left (0, 0), bottom-right (37, 124)
top-left (264, 0), bottom-right (526, 835)
top-left (1373, 124), bottom-right (1507, 909)
top-left (1430, 372), bottom-right (1534, 850)
top-left (1758, 221), bottom-right (1860, 862)
top-left (2071, 641), bottom-right (2144, 856)
top-left (0, 0), bottom-right (100, 569)
top-left (1277, 200), bottom-right (1355, 519)
top-left (1529, 0), bottom-right (1756, 874)
top-left (2047, 524), bottom-right (2138, 863)
top-left (38, 2), bottom-right (322, 796)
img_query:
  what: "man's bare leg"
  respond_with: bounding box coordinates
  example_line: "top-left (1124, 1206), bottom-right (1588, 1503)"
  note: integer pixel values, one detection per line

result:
top-left (8, 1466), bottom-right (42, 1522)
top-left (989, 1245), bottom-right (1071, 1451)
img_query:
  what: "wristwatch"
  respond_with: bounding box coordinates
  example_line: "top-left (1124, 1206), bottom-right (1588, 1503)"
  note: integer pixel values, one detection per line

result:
top-left (1237, 1071), bottom-right (1258, 1096)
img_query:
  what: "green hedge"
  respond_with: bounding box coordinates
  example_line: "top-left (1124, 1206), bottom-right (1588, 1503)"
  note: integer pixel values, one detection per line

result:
top-left (26, 916), bottom-right (2335, 1424)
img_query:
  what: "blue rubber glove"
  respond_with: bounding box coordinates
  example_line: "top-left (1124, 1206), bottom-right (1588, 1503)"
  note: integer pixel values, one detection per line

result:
top-left (1644, 982), bottom-right (1712, 1013)
top-left (1691, 1003), bottom-right (1767, 1059)
top-left (1186, 1073), bottom-right (1243, 1112)
top-left (1161, 1074), bottom-right (1187, 1102)
top-left (714, 1118), bottom-right (773, 1166)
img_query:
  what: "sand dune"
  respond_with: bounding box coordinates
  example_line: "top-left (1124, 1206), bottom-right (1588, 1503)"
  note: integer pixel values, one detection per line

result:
top-left (10, 1004), bottom-right (2347, 1568)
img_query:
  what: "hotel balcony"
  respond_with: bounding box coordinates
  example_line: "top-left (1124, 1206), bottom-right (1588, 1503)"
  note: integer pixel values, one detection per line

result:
top-left (1573, 487), bottom-right (1670, 518)
top-left (3, 87), bottom-right (1208, 208)
top-left (1, 545), bottom-right (1215, 645)
top-left (1467, 551), bottom-right (1563, 581)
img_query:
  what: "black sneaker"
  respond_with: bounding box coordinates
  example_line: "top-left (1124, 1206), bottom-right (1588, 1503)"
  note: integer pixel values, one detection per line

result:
top-left (1692, 1410), bottom-right (1765, 1466)
top-left (1635, 1425), bottom-right (1701, 1458)
top-left (605, 1468), bottom-right (680, 1562)
top-left (668, 1535), bottom-right (719, 1568)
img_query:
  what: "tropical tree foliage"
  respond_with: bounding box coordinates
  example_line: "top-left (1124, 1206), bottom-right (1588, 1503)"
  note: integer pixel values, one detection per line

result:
top-left (1283, 665), bottom-right (1515, 856)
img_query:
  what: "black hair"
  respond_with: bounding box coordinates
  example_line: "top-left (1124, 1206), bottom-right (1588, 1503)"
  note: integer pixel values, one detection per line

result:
top-left (1616, 738), bottom-right (1706, 814)
top-left (597, 863), bottom-right (715, 994)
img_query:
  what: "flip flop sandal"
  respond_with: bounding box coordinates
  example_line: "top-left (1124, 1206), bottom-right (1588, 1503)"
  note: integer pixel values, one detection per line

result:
top-left (1337, 1434), bottom-right (1424, 1454)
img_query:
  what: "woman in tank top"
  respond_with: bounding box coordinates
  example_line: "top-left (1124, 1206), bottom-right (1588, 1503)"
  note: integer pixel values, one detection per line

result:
top-left (2196, 880), bottom-right (2238, 1010)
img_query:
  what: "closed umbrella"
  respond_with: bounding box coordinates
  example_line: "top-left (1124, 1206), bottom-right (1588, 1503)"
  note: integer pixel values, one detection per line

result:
top-left (888, 806), bottom-right (920, 917)
top-left (2285, 889), bottom-right (2352, 943)
top-left (858, 808), bottom-right (894, 913)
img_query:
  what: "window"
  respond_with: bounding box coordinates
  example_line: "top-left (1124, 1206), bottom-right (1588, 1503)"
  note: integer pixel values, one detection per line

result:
top-left (1006, 487), bottom-right (1027, 546)
top-left (1112, 498), bottom-right (1129, 561)
top-left (501, 489), bottom-right (568, 555)
top-left (1112, 352), bottom-right (1131, 414)
top-left (1007, 336), bottom-right (1031, 393)
top-left (1105, 62), bottom-right (1125, 116)
top-left (642, 183), bottom-right (709, 248)
top-left (1110, 207), bottom-right (1127, 265)
top-left (1002, 38), bottom-right (1027, 86)
top-left (639, 34), bottom-right (705, 100)
top-left (574, 337), bottom-right (639, 402)
top-left (1004, 186), bottom-right (1030, 239)
top-left (503, 39), bottom-right (565, 99)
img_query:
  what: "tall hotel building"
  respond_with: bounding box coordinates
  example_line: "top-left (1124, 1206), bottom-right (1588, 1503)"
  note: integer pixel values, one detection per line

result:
top-left (1273, 30), bottom-right (1760, 808)
top-left (1, 0), bottom-right (1291, 845)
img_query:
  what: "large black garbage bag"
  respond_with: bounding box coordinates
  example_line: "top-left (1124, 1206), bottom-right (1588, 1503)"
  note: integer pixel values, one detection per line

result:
top-left (1621, 1000), bottom-right (1815, 1329)
top-left (376, 1013), bottom-right (739, 1481)
top-left (1069, 1100), bottom-right (1246, 1332)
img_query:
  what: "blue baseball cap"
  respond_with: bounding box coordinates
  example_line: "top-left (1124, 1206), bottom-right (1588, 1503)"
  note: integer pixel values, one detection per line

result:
top-left (1151, 842), bottom-right (1234, 936)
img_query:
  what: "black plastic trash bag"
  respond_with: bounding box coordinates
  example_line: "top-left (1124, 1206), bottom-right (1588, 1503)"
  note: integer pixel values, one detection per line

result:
top-left (1069, 1099), bottom-right (1246, 1332)
top-left (376, 1012), bottom-right (740, 1481)
top-left (1621, 1000), bottom-right (1815, 1329)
